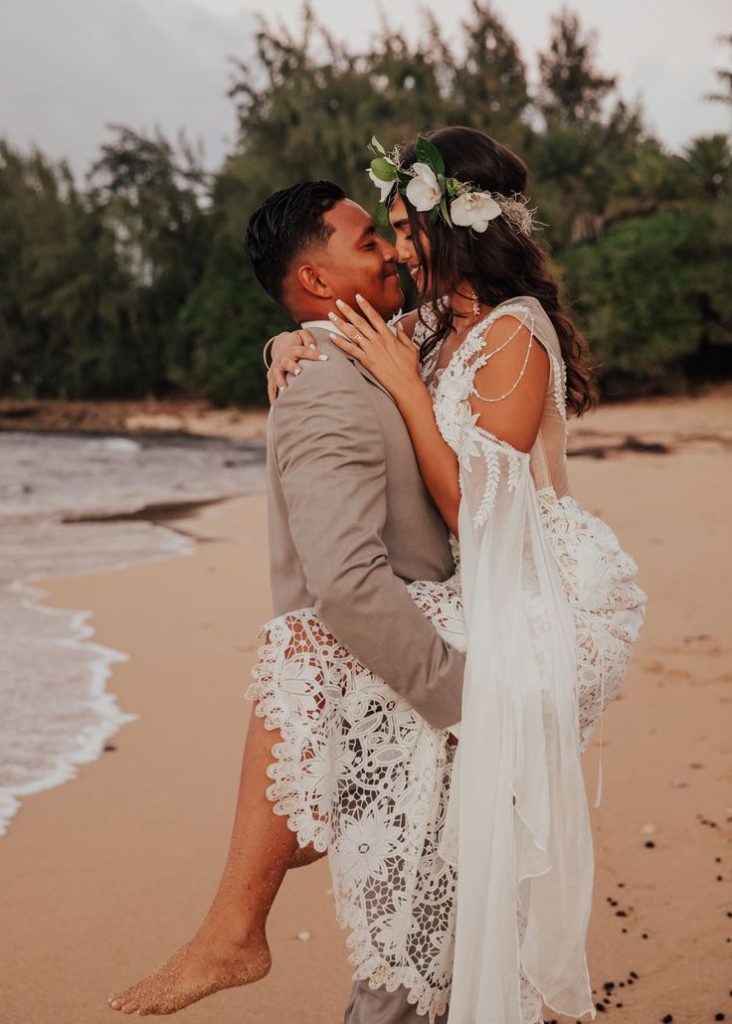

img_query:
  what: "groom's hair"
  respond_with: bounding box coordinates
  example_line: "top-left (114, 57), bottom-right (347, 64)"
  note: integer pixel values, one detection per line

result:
top-left (246, 180), bottom-right (346, 304)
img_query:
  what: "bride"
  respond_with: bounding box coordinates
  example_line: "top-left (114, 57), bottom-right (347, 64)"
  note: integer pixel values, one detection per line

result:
top-left (108, 127), bottom-right (645, 1023)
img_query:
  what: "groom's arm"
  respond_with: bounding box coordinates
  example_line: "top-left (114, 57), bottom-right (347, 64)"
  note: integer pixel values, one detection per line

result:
top-left (272, 350), bottom-right (463, 730)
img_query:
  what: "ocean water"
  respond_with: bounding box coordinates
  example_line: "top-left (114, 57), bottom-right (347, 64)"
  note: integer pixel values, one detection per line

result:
top-left (0, 430), bottom-right (266, 836)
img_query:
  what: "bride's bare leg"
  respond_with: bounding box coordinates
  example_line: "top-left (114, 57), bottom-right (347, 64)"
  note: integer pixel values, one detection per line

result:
top-left (108, 709), bottom-right (302, 1016)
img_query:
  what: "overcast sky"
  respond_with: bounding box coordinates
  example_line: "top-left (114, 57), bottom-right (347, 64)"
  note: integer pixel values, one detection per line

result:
top-left (1, 0), bottom-right (729, 178)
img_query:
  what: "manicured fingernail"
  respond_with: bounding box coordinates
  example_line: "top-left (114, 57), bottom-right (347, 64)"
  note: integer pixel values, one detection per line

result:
top-left (308, 344), bottom-right (317, 350)
top-left (329, 333), bottom-right (339, 342)
top-left (294, 368), bottom-right (301, 375)
top-left (319, 354), bottom-right (329, 361)
top-left (278, 385), bottom-right (285, 393)
top-left (356, 293), bottom-right (364, 302)
top-left (335, 298), bottom-right (346, 308)
top-left (328, 311), bottom-right (338, 320)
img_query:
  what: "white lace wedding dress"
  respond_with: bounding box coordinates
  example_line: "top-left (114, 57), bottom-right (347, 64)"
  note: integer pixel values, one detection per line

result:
top-left (246, 296), bottom-right (646, 1023)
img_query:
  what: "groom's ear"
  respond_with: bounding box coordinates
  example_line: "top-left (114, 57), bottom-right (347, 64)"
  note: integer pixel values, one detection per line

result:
top-left (295, 261), bottom-right (333, 300)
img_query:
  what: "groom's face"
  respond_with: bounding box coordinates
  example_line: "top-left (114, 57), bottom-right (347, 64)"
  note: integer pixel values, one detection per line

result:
top-left (316, 199), bottom-right (403, 317)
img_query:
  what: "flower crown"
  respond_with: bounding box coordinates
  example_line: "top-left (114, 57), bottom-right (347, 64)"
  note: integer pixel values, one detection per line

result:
top-left (367, 135), bottom-right (538, 236)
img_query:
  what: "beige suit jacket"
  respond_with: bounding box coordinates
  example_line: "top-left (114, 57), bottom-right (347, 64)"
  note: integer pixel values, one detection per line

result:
top-left (265, 328), bottom-right (464, 729)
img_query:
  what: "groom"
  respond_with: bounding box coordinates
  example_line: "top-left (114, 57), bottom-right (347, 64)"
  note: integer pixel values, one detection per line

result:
top-left (246, 180), bottom-right (464, 1023)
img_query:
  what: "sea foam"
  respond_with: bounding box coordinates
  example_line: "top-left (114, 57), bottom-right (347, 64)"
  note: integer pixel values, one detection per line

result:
top-left (0, 430), bottom-right (265, 836)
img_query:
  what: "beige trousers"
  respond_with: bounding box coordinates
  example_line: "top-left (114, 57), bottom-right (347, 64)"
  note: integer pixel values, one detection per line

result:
top-left (343, 981), bottom-right (448, 1023)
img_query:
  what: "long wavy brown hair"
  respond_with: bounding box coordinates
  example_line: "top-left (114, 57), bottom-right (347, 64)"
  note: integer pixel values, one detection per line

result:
top-left (394, 126), bottom-right (597, 416)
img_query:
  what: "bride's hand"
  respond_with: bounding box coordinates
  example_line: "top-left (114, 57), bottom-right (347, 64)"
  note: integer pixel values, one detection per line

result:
top-left (327, 295), bottom-right (422, 404)
top-left (266, 329), bottom-right (327, 404)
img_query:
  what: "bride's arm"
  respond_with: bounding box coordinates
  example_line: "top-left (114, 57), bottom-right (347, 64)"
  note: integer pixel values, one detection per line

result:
top-left (328, 297), bottom-right (461, 535)
top-left (328, 298), bottom-right (550, 536)
top-left (394, 385), bottom-right (461, 536)
top-left (265, 310), bottom-right (419, 404)
top-left (264, 328), bottom-right (326, 403)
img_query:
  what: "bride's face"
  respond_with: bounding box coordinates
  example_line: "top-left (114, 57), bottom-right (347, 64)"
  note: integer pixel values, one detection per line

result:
top-left (388, 196), bottom-right (431, 292)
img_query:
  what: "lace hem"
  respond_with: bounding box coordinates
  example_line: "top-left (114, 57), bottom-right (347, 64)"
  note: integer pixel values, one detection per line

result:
top-left (246, 613), bottom-right (334, 852)
top-left (246, 591), bottom-right (462, 1022)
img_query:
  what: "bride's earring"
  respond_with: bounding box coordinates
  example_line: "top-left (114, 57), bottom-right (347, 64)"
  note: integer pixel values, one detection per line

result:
top-left (470, 286), bottom-right (480, 318)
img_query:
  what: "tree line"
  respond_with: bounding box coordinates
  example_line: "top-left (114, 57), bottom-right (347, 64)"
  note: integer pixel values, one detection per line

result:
top-left (1, 3), bottom-right (730, 405)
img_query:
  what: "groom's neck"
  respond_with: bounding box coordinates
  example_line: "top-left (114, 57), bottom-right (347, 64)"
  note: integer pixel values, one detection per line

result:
top-left (290, 299), bottom-right (342, 325)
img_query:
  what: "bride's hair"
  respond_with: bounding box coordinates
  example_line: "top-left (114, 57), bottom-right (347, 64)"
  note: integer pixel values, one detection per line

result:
top-left (394, 126), bottom-right (597, 415)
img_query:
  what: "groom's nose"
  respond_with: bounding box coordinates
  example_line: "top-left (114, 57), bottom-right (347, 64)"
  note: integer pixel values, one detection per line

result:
top-left (378, 236), bottom-right (398, 264)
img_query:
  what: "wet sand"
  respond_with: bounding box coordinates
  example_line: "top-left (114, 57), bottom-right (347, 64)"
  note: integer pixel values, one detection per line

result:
top-left (0, 391), bottom-right (730, 1023)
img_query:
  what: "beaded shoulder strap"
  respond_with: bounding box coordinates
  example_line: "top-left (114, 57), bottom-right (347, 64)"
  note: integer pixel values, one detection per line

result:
top-left (453, 300), bottom-right (567, 419)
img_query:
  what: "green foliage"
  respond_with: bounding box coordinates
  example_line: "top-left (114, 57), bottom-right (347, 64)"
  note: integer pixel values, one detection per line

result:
top-left (561, 202), bottom-right (732, 389)
top-left (0, 2), bottom-right (730, 405)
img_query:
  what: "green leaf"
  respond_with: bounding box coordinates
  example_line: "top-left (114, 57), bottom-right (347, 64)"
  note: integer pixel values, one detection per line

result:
top-left (370, 136), bottom-right (387, 156)
top-left (439, 196), bottom-right (454, 228)
top-left (370, 157), bottom-right (397, 181)
top-left (415, 135), bottom-right (445, 176)
top-left (374, 202), bottom-right (391, 228)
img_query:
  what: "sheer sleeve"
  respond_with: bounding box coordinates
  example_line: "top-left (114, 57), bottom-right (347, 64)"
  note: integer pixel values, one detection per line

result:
top-left (433, 305), bottom-right (596, 1024)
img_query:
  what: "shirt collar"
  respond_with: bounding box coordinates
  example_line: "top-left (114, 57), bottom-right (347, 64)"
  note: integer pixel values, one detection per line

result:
top-left (301, 319), bottom-right (348, 340)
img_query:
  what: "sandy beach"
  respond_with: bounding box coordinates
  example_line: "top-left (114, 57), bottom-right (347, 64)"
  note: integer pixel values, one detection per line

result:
top-left (1, 390), bottom-right (730, 1024)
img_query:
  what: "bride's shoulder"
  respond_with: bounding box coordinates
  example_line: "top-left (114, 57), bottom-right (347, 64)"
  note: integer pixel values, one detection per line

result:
top-left (392, 301), bottom-right (444, 343)
top-left (391, 309), bottom-right (420, 339)
top-left (489, 296), bottom-right (562, 357)
top-left (492, 294), bottom-right (546, 322)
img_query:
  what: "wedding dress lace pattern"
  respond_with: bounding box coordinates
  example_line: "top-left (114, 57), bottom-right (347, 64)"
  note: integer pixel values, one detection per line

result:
top-left (246, 297), bottom-right (646, 1023)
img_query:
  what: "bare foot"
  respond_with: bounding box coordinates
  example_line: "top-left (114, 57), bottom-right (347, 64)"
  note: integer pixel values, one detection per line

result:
top-left (107, 927), bottom-right (271, 1015)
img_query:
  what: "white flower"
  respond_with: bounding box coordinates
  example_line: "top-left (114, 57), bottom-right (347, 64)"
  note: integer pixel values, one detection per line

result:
top-left (302, 733), bottom-right (355, 812)
top-left (372, 891), bottom-right (414, 957)
top-left (335, 808), bottom-right (402, 884)
top-left (368, 167), bottom-right (395, 203)
top-left (279, 658), bottom-right (321, 715)
top-left (450, 191), bottom-right (502, 232)
top-left (405, 162), bottom-right (443, 212)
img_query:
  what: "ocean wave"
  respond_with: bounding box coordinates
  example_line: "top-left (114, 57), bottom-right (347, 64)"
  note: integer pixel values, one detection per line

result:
top-left (0, 430), bottom-right (265, 836)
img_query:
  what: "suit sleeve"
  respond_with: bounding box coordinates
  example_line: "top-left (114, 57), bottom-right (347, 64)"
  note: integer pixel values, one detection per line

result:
top-left (271, 353), bottom-right (464, 729)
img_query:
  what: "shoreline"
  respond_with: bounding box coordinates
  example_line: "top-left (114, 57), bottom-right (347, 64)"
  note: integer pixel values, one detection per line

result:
top-left (0, 487), bottom-right (259, 836)
top-left (2, 382), bottom-right (731, 444)
top-left (0, 394), bottom-right (730, 1021)
top-left (1, 493), bottom-right (356, 1024)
